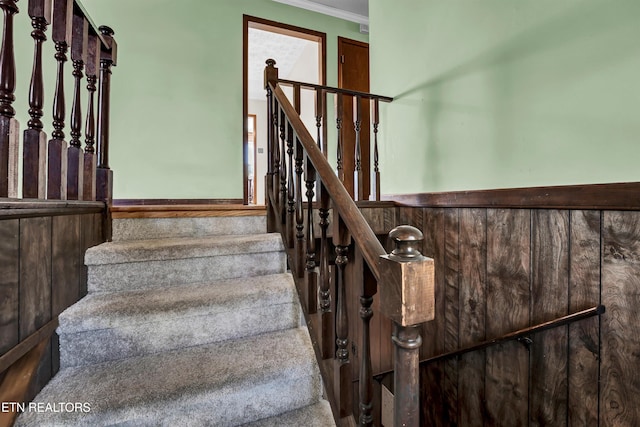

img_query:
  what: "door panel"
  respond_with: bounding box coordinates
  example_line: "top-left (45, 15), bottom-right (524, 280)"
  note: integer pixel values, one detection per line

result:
top-left (338, 37), bottom-right (370, 200)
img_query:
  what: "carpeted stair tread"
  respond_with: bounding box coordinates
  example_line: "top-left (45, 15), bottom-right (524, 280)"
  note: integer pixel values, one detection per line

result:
top-left (58, 274), bottom-right (301, 367)
top-left (85, 233), bottom-right (284, 265)
top-left (113, 216), bottom-right (266, 241)
top-left (60, 273), bottom-right (296, 333)
top-left (239, 400), bottom-right (336, 427)
top-left (17, 328), bottom-right (321, 427)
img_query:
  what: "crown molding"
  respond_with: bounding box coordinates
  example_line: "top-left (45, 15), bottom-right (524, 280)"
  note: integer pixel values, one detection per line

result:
top-left (272, 0), bottom-right (369, 25)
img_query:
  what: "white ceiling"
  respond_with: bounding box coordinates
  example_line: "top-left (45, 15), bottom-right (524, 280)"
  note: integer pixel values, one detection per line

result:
top-left (248, 28), bottom-right (317, 100)
top-left (272, 0), bottom-right (368, 24)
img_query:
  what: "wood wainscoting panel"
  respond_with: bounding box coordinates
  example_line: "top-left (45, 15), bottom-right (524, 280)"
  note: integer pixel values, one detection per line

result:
top-left (485, 209), bottom-right (531, 426)
top-left (0, 219), bottom-right (20, 355)
top-left (19, 217), bottom-right (52, 341)
top-left (601, 211), bottom-right (640, 426)
top-left (530, 210), bottom-right (570, 426)
top-left (457, 208), bottom-right (487, 427)
top-left (568, 210), bottom-right (601, 426)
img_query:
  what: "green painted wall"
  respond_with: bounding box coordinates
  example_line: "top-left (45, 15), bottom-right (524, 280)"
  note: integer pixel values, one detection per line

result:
top-left (12, 0), bottom-right (366, 198)
top-left (370, 0), bottom-right (640, 194)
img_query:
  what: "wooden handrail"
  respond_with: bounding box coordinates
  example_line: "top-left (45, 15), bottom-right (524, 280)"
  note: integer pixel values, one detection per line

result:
top-left (277, 78), bottom-right (393, 103)
top-left (267, 59), bottom-right (435, 427)
top-left (271, 83), bottom-right (387, 280)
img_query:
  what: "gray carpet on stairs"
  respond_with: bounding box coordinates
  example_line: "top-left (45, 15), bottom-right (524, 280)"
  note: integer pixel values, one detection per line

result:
top-left (17, 216), bottom-right (335, 426)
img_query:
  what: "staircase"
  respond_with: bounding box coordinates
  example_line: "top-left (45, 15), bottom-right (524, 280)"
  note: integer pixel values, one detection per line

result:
top-left (16, 214), bottom-right (335, 426)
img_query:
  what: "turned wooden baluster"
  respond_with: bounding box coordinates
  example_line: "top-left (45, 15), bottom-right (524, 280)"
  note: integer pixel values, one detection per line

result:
top-left (318, 182), bottom-right (333, 359)
top-left (293, 84), bottom-right (305, 277)
top-left (305, 159), bottom-right (317, 314)
top-left (23, 0), bottom-right (51, 199)
top-left (371, 99), bottom-right (380, 201)
top-left (359, 264), bottom-right (376, 426)
top-left (96, 25), bottom-right (116, 203)
top-left (380, 226), bottom-right (435, 427)
top-left (315, 87), bottom-right (323, 151)
top-left (294, 135), bottom-right (304, 278)
top-left (353, 95), bottom-right (363, 201)
top-left (335, 92), bottom-right (344, 183)
top-left (0, 0), bottom-right (19, 198)
top-left (334, 214), bottom-right (353, 419)
top-left (67, 11), bottom-right (87, 200)
top-left (286, 122), bottom-right (295, 249)
top-left (271, 97), bottom-right (280, 208)
top-left (279, 108), bottom-right (287, 225)
top-left (47, 0), bottom-right (72, 199)
top-left (82, 32), bottom-right (99, 201)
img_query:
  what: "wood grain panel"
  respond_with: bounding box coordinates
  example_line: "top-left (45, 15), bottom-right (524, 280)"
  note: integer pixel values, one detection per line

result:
top-left (485, 209), bottom-right (530, 427)
top-left (568, 210), bottom-right (601, 426)
top-left (0, 220), bottom-right (20, 355)
top-left (443, 208), bottom-right (460, 426)
top-left (421, 208), bottom-right (445, 426)
top-left (530, 210), bottom-right (569, 426)
top-left (52, 215), bottom-right (82, 316)
top-left (601, 211), bottom-right (640, 426)
top-left (458, 208), bottom-right (487, 427)
top-left (19, 217), bottom-right (52, 340)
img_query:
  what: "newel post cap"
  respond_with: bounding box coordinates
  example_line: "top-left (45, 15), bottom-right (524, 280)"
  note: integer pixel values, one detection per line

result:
top-left (379, 225), bottom-right (435, 326)
top-left (264, 58), bottom-right (279, 89)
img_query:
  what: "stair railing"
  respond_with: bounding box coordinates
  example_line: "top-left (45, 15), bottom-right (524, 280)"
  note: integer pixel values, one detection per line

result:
top-left (0, 0), bottom-right (116, 209)
top-left (264, 59), bottom-right (435, 427)
top-left (0, 1), bottom-right (115, 423)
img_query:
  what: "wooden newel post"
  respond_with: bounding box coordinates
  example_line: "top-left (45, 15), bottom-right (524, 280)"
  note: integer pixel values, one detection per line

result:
top-left (96, 24), bottom-right (116, 240)
top-left (264, 59), bottom-right (278, 232)
top-left (379, 225), bottom-right (435, 427)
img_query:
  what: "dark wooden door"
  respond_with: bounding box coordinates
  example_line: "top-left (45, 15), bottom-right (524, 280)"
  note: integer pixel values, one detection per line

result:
top-left (338, 37), bottom-right (370, 200)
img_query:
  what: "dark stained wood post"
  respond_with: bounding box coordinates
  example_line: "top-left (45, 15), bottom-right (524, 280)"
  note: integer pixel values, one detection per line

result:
top-left (0, 0), bottom-right (19, 198)
top-left (335, 92), bottom-right (344, 184)
top-left (333, 214), bottom-right (353, 420)
top-left (379, 225), bottom-right (435, 427)
top-left (294, 134), bottom-right (304, 278)
top-left (305, 156), bottom-right (317, 314)
top-left (47, 0), bottom-right (72, 199)
top-left (271, 98), bottom-right (280, 208)
top-left (286, 122), bottom-right (295, 249)
top-left (371, 98), bottom-right (380, 201)
top-left (315, 87), bottom-right (323, 152)
top-left (279, 109), bottom-right (287, 226)
top-left (67, 10), bottom-right (87, 200)
top-left (96, 24), bottom-right (116, 241)
top-left (359, 264), bottom-right (376, 426)
top-left (353, 95), bottom-right (363, 201)
top-left (264, 59), bottom-right (278, 231)
top-left (23, 0), bottom-right (51, 199)
top-left (318, 181), bottom-right (333, 359)
top-left (82, 32), bottom-right (99, 201)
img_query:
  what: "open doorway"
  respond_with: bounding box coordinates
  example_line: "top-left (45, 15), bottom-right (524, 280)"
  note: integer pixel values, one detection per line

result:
top-left (243, 15), bottom-right (326, 205)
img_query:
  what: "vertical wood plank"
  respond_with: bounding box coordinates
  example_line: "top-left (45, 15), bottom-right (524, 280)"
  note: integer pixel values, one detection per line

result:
top-left (601, 211), bottom-right (640, 426)
top-left (485, 209), bottom-right (530, 427)
top-left (0, 219), bottom-right (20, 354)
top-left (568, 210), bottom-right (600, 426)
top-left (52, 215), bottom-right (82, 315)
top-left (530, 210), bottom-right (569, 426)
top-left (421, 207), bottom-right (446, 426)
top-left (443, 208), bottom-right (460, 426)
top-left (19, 217), bottom-right (52, 340)
top-left (458, 208), bottom-right (487, 427)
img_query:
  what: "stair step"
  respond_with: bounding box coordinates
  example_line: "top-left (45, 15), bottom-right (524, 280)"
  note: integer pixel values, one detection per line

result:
top-left (16, 328), bottom-right (321, 427)
top-left (240, 400), bottom-right (335, 427)
top-left (59, 273), bottom-right (299, 368)
top-left (112, 216), bottom-right (266, 241)
top-left (86, 234), bottom-right (286, 292)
